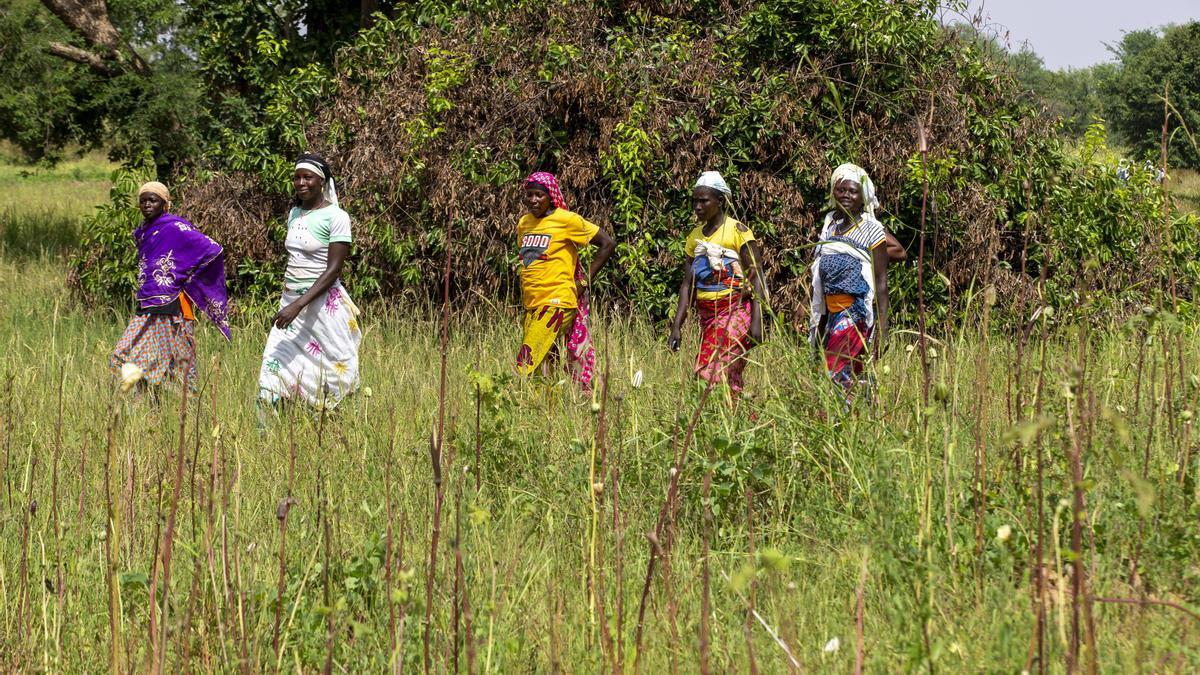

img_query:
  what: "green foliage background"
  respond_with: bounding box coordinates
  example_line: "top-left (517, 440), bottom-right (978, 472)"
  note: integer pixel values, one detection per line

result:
top-left (7, 0), bottom-right (1191, 325)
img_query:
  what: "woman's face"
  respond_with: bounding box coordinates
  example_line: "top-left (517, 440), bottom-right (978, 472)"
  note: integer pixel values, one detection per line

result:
top-left (834, 179), bottom-right (864, 215)
top-left (692, 187), bottom-right (723, 223)
top-left (294, 168), bottom-right (325, 204)
top-left (138, 193), bottom-right (167, 221)
top-left (525, 186), bottom-right (552, 218)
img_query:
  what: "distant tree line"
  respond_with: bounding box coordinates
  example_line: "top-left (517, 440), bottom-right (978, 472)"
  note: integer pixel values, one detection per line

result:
top-left (960, 21), bottom-right (1200, 168)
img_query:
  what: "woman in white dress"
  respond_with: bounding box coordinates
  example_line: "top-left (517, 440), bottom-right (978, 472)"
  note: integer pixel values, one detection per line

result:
top-left (257, 153), bottom-right (362, 410)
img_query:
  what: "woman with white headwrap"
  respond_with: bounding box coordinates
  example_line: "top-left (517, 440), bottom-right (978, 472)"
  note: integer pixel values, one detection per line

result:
top-left (257, 153), bottom-right (362, 411)
top-left (668, 170), bottom-right (767, 396)
top-left (810, 162), bottom-right (891, 399)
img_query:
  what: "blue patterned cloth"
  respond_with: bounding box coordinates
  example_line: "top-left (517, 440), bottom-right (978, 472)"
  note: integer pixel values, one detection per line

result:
top-left (818, 253), bottom-right (870, 322)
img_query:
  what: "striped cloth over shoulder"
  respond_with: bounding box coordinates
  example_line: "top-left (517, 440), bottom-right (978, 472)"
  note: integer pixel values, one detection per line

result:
top-left (820, 212), bottom-right (886, 253)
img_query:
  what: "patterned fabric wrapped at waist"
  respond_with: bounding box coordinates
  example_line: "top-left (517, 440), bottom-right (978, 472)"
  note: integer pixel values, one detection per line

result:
top-left (819, 253), bottom-right (870, 321)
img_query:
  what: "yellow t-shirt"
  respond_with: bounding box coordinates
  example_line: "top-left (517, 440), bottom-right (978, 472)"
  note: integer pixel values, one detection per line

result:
top-left (517, 208), bottom-right (600, 309)
top-left (685, 217), bottom-right (756, 300)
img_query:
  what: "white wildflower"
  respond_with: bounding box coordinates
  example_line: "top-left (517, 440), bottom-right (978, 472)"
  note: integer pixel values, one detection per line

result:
top-left (119, 363), bottom-right (144, 393)
top-left (996, 524), bottom-right (1012, 543)
top-left (823, 637), bottom-right (840, 653)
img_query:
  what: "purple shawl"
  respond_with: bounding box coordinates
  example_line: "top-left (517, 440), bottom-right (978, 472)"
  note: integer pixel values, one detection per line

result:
top-left (134, 213), bottom-right (231, 339)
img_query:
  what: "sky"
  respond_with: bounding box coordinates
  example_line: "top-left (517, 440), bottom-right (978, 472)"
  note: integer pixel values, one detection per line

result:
top-left (959, 0), bottom-right (1199, 70)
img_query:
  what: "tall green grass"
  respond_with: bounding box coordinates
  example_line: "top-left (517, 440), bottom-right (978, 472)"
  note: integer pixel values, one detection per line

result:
top-left (1174, 168), bottom-right (1200, 215)
top-left (0, 149), bottom-right (114, 259)
top-left (0, 254), bottom-right (1197, 671)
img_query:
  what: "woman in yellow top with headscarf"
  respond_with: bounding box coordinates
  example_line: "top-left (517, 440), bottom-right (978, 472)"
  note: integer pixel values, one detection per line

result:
top-left (514, 172), bottom-right (616, 388)
top-left (668, 171), bottom-right (767, 396)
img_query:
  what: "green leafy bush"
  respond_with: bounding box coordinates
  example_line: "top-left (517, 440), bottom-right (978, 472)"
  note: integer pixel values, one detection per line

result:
top-left (69, 0), bottom-right (1199, 328)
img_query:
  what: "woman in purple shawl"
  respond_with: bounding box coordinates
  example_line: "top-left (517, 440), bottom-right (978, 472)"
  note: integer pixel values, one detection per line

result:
top-left (109, 181), bottom-right (230, 391)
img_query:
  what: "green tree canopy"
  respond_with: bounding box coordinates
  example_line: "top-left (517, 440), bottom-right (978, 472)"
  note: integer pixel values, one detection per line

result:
top-left (1103, 23), bottom-right (1200, 168)
top-left (0, 0), bottom-right (396, 171)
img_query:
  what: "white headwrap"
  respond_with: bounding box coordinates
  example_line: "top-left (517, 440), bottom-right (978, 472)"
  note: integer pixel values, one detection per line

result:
top-left (694, 170), bottom-right (732, 199)
top-left (830, 163), bottom-right (878, 217)
top-left (295, 160), bottom-right (339, 207)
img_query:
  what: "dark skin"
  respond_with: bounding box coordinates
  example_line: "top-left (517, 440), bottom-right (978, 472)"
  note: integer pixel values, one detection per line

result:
top-left (668, 187), bottom-right (766, 351)
top-left (883, 231), bottom-right (906, 262)
top-left (272, 168), bottom-right (350, 329)
top-left (522, 185), bottom-right (617, 304)
top-left (831, 182), bottom-right (906, 262)
top-left (138, 193), bottom-right (167, 221)
top-left (823, 178), bottom-right (890, 350)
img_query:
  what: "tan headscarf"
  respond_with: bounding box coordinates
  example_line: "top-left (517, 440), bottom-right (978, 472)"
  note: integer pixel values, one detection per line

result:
top-left (137, 181), bottom-right (172, 210)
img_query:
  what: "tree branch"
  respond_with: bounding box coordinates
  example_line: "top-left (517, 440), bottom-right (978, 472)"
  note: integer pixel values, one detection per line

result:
top-left (45, 42), bottom-right (117, 76)
top-left (39, 0), bottom-right (150, 76)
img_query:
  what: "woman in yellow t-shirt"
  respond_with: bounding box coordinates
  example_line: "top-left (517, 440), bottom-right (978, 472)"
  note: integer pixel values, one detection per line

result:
top-left (515, 172), bottom-right (616, 387)
top-left (668, 171), bottom-right (766, 395)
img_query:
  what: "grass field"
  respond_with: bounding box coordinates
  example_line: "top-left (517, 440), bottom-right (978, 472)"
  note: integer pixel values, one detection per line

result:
top-left (1, 162), bottom-right (1199, 672)
top-left (1173, 169), bottom-right (1200, 215)
top-left (0, 146), bottom-right (115, 259)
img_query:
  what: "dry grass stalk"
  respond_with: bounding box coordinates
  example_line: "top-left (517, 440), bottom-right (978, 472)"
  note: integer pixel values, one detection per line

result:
top-left (384, 407), bottom-right (399, 668)
top-left (610, 394), bottom-right (626, 675)
top-left (50, 369), bottom-right (66, 631)
top-left (743, 486), bottom-right (759, 675)
top-left (320, 469), bottom-right (336, 675)
top-left (916, 121), bottom-right (932, 407)
top-left (590, 371), bottom-right (615, 667)
top-left (633, 310), bottom-right (735, 669)
top-left (151, 360), bottom-right (195, 674)
top-left (698, 449), bottom-right (713, 675)
top-left (271, 416), bottom-right (299, 658)
top-left (425, 204), bottom-right (455, 673)
top-left (459, 489), bottom-right (476, 674)
top-left (855, 555), bottom-right (868, 675)
top-left (102, 396), bottom-right (123, 674)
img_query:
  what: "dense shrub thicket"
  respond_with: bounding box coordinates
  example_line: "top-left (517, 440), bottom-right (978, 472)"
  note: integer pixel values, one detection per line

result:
top-left (70, 0), bottom-right (1198, 325)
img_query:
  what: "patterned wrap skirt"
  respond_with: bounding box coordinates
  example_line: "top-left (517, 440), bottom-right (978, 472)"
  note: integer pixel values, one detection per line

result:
top-left (516, 305), bottom-right (577, 377)
top-left (110, 314), bottom-right (198, 390)
top-left (258, 283), bottom-right (362, 407)
top-left (695, 295), bottom-right (752, 393)
top-left (823, 309), bottom-right (871, 391)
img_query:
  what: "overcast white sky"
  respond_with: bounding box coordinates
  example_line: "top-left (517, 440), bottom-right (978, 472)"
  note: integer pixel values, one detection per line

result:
top-left (959, 1), bottom-right (1198, 71)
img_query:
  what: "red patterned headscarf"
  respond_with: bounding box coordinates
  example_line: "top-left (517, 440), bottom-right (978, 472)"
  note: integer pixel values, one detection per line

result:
top-left (521, 170), bottom-right (594, 389)
top-left (525, 172), bottom-right (567, 209)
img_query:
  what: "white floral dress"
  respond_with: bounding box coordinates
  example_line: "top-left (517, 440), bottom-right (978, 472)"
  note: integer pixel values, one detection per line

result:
top-left (257, 205), bottom-right (362, 406)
